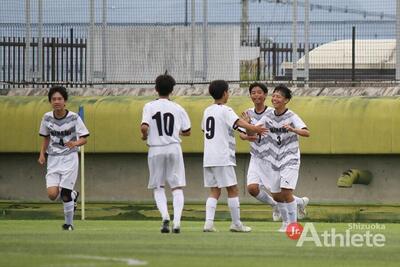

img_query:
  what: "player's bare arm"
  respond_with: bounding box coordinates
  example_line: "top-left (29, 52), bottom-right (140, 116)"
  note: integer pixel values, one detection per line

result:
top-left (239, 132), bottom-right (258, 142)
top-left (236, 118), bottom-right (268, 135)
top-left (180, 129), bottom-right (191, 136)
top-left (65, 137), bottom-right (87, 149)
top-left (283, 124), bottom-right (310, 137)
top-left (38, 136), bottom-right (50, 165)
top-left (140, 123), bottom-right (149, 140)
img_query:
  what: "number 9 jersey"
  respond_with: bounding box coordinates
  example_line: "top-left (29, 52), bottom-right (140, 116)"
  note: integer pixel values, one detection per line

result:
top-left (141, 99), bottom-right (191, 147)
top-left (201, 104), bottom-right (239, 167)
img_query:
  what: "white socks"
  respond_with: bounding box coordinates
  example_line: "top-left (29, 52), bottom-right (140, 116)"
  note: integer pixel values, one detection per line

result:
top-left (227, 197), bottom-right (241, 226)
top-left (277, 202), bottom-right (289, 223)
top-left (255, 190), bottom-right (277, 206)
top-left (63, 201), bottom-right (74, 225)
top-left (172, 189), bottom-right (184, 228)
top-left (294, 196), bottom-right (303, 206)
top-left (205, 197), bottom-right (218, 223)
top-left (286, 200), bottom-right (297, 223)
top-left (154, 188), bottom-right (170, 221)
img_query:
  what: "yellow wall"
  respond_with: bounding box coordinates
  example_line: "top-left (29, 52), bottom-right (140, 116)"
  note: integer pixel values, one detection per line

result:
top-left (1, 96), bottom-right (399, 154)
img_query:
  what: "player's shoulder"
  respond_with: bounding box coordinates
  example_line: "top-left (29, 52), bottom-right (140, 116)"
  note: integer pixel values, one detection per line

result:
top-left (41, 111), bottom-right (53, 121)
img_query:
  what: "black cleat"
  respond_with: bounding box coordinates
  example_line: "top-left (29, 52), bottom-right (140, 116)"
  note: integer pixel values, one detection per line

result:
top-left (160, 220), bottom-right (170, 233)
top-left (62, 224), bottom-right (74, 231)
top-left (73, 191), bottom-right (79, 211)
top-left (172, 228), bottom-right (180, 234)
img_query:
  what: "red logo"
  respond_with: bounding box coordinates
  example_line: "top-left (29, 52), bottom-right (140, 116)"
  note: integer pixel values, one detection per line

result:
top-left (286, 222), bottom-right (303, 240)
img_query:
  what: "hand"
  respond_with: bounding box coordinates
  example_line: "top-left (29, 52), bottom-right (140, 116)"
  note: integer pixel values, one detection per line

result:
top-left (141, 135), bottom-right (147, 141)
top-left (247, 135), bottom-right (259, 142)
top-left (283, 124), bottom-right (295, 133)
top-left (241, 111), bottom-right (251, 123)
top-left (252, 124), bottom-right (268, 135)
top-left (65, 141), bottom-right (77, 149)
top-left (38, 154), bottom-right (46, 165)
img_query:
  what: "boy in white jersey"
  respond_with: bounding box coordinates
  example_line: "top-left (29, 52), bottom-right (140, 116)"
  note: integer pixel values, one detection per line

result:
top-left (257, 84), bottom-right (310, 232)
top-left (202, 80), bottom-right (267, 232)
top-left (38, 86), bottom-right (89, 231)
top-left (141, 74), bottom-right (191, 234)
top-left (239, 83), bottom-right (309, 221)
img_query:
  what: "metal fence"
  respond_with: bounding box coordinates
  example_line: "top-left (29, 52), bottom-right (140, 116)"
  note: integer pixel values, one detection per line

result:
top-left (0, 0), bottom-right (399, 88)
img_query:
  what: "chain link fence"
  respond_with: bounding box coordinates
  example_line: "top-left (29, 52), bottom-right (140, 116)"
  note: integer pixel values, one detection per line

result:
top-left (0, 0), bottom-right (399, 88)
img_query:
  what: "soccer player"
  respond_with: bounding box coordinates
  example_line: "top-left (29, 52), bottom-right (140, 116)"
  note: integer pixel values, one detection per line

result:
top-left (202, 80), bottom-right (267, 233)
top-left (256, 84), bottom-right (310, 232)
top-left (141, 74), bottom-right (191, 234)
top-left (38, 86), bottom-right (89, 231)
top-left (239, 83), bottom-right (309, 221)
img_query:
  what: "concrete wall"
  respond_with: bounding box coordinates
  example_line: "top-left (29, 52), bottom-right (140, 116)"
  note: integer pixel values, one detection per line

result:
top-left (1, 153), bottom-right (399, 204)
top-left (92, 25), bottom-right (240, 82)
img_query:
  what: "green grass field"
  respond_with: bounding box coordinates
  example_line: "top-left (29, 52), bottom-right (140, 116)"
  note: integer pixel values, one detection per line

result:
top-left (1, 203), bottom-right (400, 267)
top-left (1, 220), bottom-right (400, 267)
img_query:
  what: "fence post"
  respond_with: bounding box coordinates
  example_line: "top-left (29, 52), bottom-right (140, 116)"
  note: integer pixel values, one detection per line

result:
top-left (89, 0), bottom-right (94, 85)
top-left (51, 38), bottom-right (56, 82)
top-left (202, 0), bottom-right (208, 81)
top-left (38, 0), bottom-right (43, 82)
top-left (396, 0), bottom-right (400, 81)
top-left (190, 0), bottom-right (195, 83)
top-left (25, 0), bottom-right (31, 85)
top-left (272, 43), bottom-right (276, 79)
top-left (292, 0), bottom-right (298, 83)
top-left (102, 0), bottom-right (107, 83)
top-left (70, 28), bottom-right (74, 85)
top-left (257, 27), bottom-right (260, 81)
top-left (352, 26), bottom-right (356, 82)
top-left (304, 0), bottom-right (310, 85)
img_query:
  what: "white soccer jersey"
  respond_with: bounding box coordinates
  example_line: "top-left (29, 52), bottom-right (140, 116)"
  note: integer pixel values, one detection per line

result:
top-left (257, 109), bottom-right (307, 170)
top-left (141, 99), bottom-right (191, 146)
top-left (240, 106), bottom-right (274, 158)
top-left (202, 104), bottom-right (239, 167)
top-left (39, 110), bottom-right (89, 156)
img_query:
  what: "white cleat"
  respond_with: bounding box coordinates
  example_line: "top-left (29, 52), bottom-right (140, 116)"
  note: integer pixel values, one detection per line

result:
top-left (298, 197), bottom-right (309, 220)
top-left (230, 223), bottom-right (252, 233)
top-left (272, 205), bottom-right (281, 222)
top-left (278, 222), bottom-right (288, 233)
top-left (203, 221), bottom-right (218, 232)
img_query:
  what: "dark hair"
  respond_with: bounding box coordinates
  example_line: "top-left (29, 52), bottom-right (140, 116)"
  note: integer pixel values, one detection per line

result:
top-left (209, 80), bottom-right (229, 100)
top-left (155, 74), bottom-right (176, 96)
top-left (48, 86), bottom-right (68, 102)
top-left (248, 82), bottom-right (268, 94)
top-left (273, 84), bottom-right (292, 100)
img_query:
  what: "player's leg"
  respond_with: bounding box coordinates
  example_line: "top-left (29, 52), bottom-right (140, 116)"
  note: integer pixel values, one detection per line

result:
top-left (294, 195), bottom-right (309, 219)
top-left (47, 186), bottom-right (60, 200)
top-left (220, 166), bottom-right (251, 232)
top-left (59, 153), bottom-right (79, 231)
top-left (247, 159), bottom-right (276, 205)
top-left (148, 149), bottom-right (170, 233)
top-left (203, 167), bottom-right (220, 232)
top-left (167, 145), bottom-right (186, 233)
top-left (45, 156), bottom-right (61, 201)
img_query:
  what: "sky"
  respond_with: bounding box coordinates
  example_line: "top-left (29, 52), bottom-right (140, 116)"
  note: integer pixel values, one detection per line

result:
top-left (0, 0), bottom-right (396, 24)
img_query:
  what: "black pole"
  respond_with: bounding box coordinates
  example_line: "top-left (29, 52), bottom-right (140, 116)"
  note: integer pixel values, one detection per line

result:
top-left (185, 0), bottom-right (188, 26)
top-left (352, 26), bottom-right (356, 82)
top-left (70, 28), bottom-right (74, 85)
top-left (257, 27), bottom-right (260, 81)
top-left (51, 38), bottom-right (56, 81)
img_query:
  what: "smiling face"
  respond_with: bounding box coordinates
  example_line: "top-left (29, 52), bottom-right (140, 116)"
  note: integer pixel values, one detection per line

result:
top-left (271, 90), bottom-right (289, 110)
top-left (50, 92), bottom-right (66, 112)
top-left (250, 86), bottom-right (266, 106)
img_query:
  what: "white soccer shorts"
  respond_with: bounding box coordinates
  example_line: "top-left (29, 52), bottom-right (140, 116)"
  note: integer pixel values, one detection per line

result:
top-left (147, 143), bottom-right (186, 189)
top-left (46, 152), bottom-right (79, 190)
top-left (203, 166), bottom-right (237, 188)
top-left (246, 156), bottom-right (272, 190)
top-left (261, 164), bottom-right (300, 193)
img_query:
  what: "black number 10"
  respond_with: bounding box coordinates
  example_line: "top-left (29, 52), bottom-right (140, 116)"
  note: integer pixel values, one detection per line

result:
top-left (152, 112), bottom-right (175, 136)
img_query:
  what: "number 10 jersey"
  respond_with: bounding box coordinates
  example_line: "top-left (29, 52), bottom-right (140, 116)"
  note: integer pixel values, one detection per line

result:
top-left (141, 99), bottom-right (191, 147)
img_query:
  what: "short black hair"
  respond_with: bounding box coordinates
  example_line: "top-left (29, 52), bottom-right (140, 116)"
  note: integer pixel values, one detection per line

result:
top-left (48, 86), bottom-right (68, 102)
top-left (209, 80), bottom-right (229, 100)
top-left (273, 84), bottom-right (292, 100)
top-left (155, 74), bottom-right (176, 96)
top-left (249, 82), bottom-right (268, 94)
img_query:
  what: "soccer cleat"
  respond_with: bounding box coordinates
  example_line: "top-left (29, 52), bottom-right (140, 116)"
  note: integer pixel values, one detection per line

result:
top-left (160, 220), bottom-right (170, 233)
top-left (62, 224), bottom-right (74, 231)
top-left (203, 221), bottom-right (217, 232)
top-left (272, 205), bottom-right (281, 222)
top-left (229, 223), bottom-right (252, 233)
top-left (298, 197), bottom-right (309, 220)
top-left (172, 228), bottom-right (181, 234)
top-left (278, 222), bottom-right (288, 233)
top-left (73, 191), bottom-right (79, 212)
